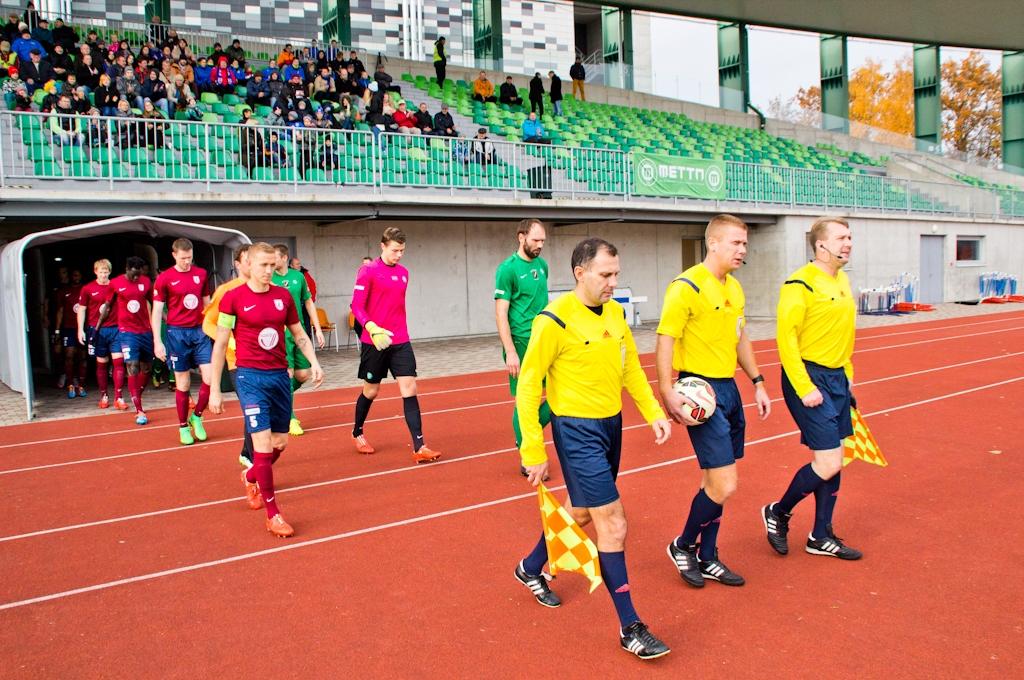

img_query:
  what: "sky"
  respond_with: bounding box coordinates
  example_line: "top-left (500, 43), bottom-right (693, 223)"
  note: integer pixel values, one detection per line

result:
top-left (645, 14), bottom-right (1002, 113)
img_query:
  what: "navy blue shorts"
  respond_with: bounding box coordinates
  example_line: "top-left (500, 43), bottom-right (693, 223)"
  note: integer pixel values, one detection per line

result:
top-left (87, 326), bottom-right (120, 359)
top-left (235, 367), bottom-right (292, 434)
top-left (166, 325), bottom-right (213, 372)
top-left (60, 328), bottom-right (81, 348)
top-left (781, 362), bottom-right (853, 451)
top-left (119, 331), bottom-right (154, 363)
top-left (681, 372), bottom-right (746, 470)
top-left (551, 412), bottom-right (622, 508)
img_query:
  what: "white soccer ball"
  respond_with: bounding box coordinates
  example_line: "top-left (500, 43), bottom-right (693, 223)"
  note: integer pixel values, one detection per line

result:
top-left (673, 377), bottom-right (717, 424)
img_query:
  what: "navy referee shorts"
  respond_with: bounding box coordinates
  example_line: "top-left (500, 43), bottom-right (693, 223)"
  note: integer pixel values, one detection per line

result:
top-left (681, 372), bottom-right (746, 470)
top-left (781, 361), bottom-right (853, 451)
top-left (550, 412), bottom-right (622, 508)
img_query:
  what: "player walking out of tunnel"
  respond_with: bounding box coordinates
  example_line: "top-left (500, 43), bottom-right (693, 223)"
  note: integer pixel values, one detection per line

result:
top-left (152, 238), bottom-right (214, 446)
top-left (515, 237), bottom-right (673, 659)
top-left (56, 268), bottom-right (87, 398)
top-left (271, 243), bottom-right (324, 436)
top-left (77, 258), bottom-right (127, 410)
top-left (494, 218), bottom-right (552, 477)
top-left (208, 242), bottom-right (324, 538)
top-left (656, 214), bottom-right (771, 589)
top-left (349, 227), bottom-right (441, 464)
top-left (99, 256), bottom-right (154, 425)
top-left (762, 216), bottom-right (863, 561)
top-left (204, 244), bottom-right (256, 468)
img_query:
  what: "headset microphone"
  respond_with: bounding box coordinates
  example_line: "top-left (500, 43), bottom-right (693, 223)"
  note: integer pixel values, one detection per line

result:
top-left (818, 243), bottom-right (844, 260)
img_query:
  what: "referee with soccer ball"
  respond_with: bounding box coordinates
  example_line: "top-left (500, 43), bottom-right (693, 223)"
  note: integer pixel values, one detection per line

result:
top-left (761, 216), bottom-right (862, 560)
top-left (656, 214), bottom-right (771, 588)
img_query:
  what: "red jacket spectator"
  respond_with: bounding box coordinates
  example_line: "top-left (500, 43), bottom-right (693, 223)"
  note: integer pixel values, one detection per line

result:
top-left (209, 57), bottom-right (237, 87)
top-left (393, 107), bottom-right (418, 129)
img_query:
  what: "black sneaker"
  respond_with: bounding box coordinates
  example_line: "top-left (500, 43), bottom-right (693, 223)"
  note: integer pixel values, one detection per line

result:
top-left (666, 540), bottom-right (704, 588)
top-left (805, 526), bottom-right (863, 560)
top-left (698, 550), bottom-right (746, 586)
top-left (761, 503), bottom-right (791, 555)
top-left (514, 561), bottom-right (561, 608)
top-left (620, 621), bottom-right (671, 660)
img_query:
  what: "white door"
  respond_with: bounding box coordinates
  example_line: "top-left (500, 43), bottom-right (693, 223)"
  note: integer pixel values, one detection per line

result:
top-left (919, 235), bottom-right (944, 303)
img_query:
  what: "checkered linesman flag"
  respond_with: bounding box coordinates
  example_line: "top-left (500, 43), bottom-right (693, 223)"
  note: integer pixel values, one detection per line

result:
top-left (537, 484), bottom-right (603, 593)
top-left (843, 408), bottom-right (888, 468)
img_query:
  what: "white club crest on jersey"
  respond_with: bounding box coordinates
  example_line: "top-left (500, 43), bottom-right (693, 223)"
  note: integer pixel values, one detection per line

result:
top-left (274, 298), bottom-right (284, 311)
top-left (193, 275), bottom-right (200, 285)
top-left (258, 327), bottom-right (280, 350)
top-left (126, 300), bottom-right (141, 314)
top-left (138, 283), bottom-right (145, 292)
top-left (183, 294), bottom-right (199, 310)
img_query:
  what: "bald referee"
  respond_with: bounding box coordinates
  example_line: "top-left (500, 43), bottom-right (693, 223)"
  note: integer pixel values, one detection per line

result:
top-left (761, 216), bottom-right (862, 560)
top-left (515, 237), bottom-right (672, 660)
top-left (657, 214), bottom-right (771, 589)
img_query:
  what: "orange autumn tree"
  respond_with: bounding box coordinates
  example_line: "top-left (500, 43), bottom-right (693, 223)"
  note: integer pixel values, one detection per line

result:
top-left (942, 50), bottom-right (1002, 161)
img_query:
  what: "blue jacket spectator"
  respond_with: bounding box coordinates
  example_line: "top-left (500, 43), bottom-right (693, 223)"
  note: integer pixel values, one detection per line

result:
top-left (282, 61), bottom-right (305, 84)
top-left (193, 59), bottom-right (212, 90)
top-left (522, 114), bottom-right (545, 141)
top-left (12, 32), bottom-right (45, 61)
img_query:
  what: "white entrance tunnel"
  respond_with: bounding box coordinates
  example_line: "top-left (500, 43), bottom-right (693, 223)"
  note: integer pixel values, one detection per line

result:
top-left (0, 216), bottom-right (250, 421)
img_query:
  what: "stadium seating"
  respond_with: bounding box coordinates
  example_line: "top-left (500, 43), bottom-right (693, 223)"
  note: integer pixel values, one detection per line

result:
top-left (955, 174), bottom-right (1024, 216)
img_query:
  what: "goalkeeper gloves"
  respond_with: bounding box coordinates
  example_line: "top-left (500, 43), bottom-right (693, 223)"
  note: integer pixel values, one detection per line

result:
top-left (364, 321), bottom-right (394, 351)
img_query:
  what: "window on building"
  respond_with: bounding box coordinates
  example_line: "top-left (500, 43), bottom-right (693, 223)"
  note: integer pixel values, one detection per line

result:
top-left (955, 237), bottom-right (982, 264)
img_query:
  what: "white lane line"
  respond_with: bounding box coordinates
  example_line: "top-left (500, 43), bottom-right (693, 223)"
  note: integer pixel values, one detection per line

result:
top-left (3, 352), bottom-right (1021, 541)
top-left (6, 316), bottom-right (1022, 450)
top-left (3, 374), bottom-right (1020, 612)
top-left (5, 344), bottom-right (1022, 477)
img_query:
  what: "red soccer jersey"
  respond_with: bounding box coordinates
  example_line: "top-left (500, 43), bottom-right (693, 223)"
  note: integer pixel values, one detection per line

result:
top-left (153, 265), bottom-right (209, 328)
top-left (111, 274), bottom-right (153, 334)
top-left (58, 284), bottom-right (83, 329)
top-left (220, 283), bottom-right (299, 370)
top-left (78, 280), bottom-right (118, 328)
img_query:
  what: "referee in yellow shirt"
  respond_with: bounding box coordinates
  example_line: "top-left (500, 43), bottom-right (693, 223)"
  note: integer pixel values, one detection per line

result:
top-left (761, 217), bottom-right (862, 560)
top-left (203, 243), bottom-right (253, 469)
top-left (515, 238), bottom-right (673, 660)
top-left (656, 214), bottom-right (771, 589)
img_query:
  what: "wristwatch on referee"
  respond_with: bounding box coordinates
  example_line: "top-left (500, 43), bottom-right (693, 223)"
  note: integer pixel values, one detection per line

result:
top-left (751, 374), bottom-right (765, 386)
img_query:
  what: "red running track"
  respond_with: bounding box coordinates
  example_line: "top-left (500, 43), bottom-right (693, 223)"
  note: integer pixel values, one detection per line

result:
top-left (2, 311), bottom-right (1023, 678)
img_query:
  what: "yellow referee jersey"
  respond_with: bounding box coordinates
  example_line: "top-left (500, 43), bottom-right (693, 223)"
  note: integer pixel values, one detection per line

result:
top-left (776, 262), bottom-right (856, 397)
top-left (656, 263), bottom-right (746, 379)
top-left (517, 292), bottom-right (665, 466)
top-left (203, 277), bottom-right (245, 370)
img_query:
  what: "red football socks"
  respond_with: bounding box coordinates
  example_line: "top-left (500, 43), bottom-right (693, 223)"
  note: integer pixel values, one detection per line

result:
top-left (112, 357), bottom-right (125, 399)
top-left (96, 361), bottom-right (109, 396)
top-left (194, 382), bottom-right (210, 417)
top-left (249, 452), bottom-right (279, 518)
top-left (175, 389), bottom-right (190, 427)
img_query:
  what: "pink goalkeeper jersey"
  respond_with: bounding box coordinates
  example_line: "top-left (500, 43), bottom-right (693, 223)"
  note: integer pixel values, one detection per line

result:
top-left (350, 258), bottom-right (410, 345)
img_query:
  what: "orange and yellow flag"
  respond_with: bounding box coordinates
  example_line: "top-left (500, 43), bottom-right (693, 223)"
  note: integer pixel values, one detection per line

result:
top-left (843, 407), bottom-right (887, 467)
top-left (537, 484), bottom-right (603, 593)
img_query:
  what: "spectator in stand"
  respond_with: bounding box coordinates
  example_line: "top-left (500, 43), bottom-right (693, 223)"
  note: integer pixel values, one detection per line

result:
top-left (312, 106), bottom-right (334, 130)
top-left (261, 57), bottom-right (279, 80)
top-left (208, 56), bottom-right (237, 95)
top-left (286, 71), bottom-right (306, 101)
top-left (266, 130), bottom-right (287, 165)
top-left (30, 17), bottom-right (52, 53)
top-left (106, 53), bottom-right (126, 79)
top-left (113, 98), bottom-right (135, 148)
top-left (232, 60), bottom-right (248, 87)
top-left (239, 118), bottom-right (265, 172)
top-left (48, 42), bottom-right (71, 81)
top-left (209, 42), bottom-right (227, 66)
top-left (49, 94), bottom-right (84, 146)
top-left (2, 14), bottom-right (20, 44)
top-left (433, 102), bottom-right (457, 137)
top-left (266, 70), bottom-right (287, 108)
top-left (76, 53), bottom-right (101, 91)
top-left (346, 50), bottom-right (365, 77)
top-left (2, 66), bottom-right (25, 95)
top-left (548, 71), bottom-right (563, 116)
top-left (141, 69), bottom-right (170, 117)
top-left (325, 39), bottom-right (341, 65)
top-left (226, 39), bottom-right (246, 67)
top-left (172, 57), bottom-right (194, 85)
top-left (21, 48), bottom-right (53, 94)
top-left (413, 101), bottom-right (434, 135)
top-left (313, 65), bottom-right (337, 103)
top-left (276, 43), bottom-right (294, 68)
top-left (433, 36), bottom-right (447, 87)
top-left (117, 66), bottom-right (143, 109)
top-left (94, 73), bottom-right (119, 115)
top-left (472, 71), bottom-right (497, 103)
top-left (148, 15), bottom-right (168, 45)
top-left (522, 111), bottom-right (546, 143)
top-left (12, 82), bottom-right (31, 111)
top-left (265, 101), bottom-right (286, 128)
top-left (83, 29), bottom-right (100, 54)
top-left (472, 127), bottom-right (495, 165)
top-left (0, 40), bottom-right (17, 70)
top-left (172, 38), bottom-right (194, 63)
top-left (337, 94), bottom-right (358, 129)
top-left (193, 56), bottom-right (212, 92)
top-left (246, 70), bottom-right (271, 108)
top-left (141, 98), bottom-right (168, 147)
top-left (499, 76), bottom-right (522, 106)
top-left (39, 79), bottom-right (59, 112)
top-left (51, 18), bottom-right (77, 53)
top-left (282, 57), bottom-right (304, 83)
top-left (84, 106), bottom-right (109, 147)
top-left (22, 2), bottom-right (40, 32)
top-left (393, 100), bottom-right (421, 135)
top-left (529, 72), bottom-right (544, 117)
top-left (71, 86), bottom-right (91, 114)
top-left (374, 65), bottom-right (400, 94)
top-left (169, 76), bottom-right (199, 119)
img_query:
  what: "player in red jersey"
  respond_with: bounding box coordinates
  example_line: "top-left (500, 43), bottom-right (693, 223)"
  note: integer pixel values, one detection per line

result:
top-left (77, 259), bottom-right (128, 410)
top-left (55, 268), bottom-right (88, 398)
top-left (209, 243), bottom-right (324, 538)
top-left (98, 256), bottom-right (154, 425)
top-left (152, 238), bottom-right (215, 446)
